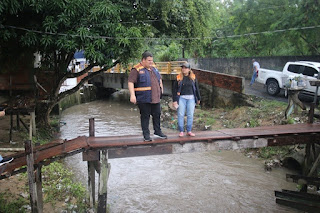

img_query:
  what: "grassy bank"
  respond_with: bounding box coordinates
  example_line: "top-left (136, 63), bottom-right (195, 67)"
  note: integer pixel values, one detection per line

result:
top-left (0, 118), bottom-right (90, 212)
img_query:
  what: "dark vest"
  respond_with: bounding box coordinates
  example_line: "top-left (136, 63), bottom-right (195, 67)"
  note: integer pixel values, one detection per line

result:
top-left (133, 63), bottom-right (161, 103)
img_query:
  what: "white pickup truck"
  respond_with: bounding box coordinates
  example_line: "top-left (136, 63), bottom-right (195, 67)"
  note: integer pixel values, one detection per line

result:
top-left (256, 61), bottom-right (320, 101)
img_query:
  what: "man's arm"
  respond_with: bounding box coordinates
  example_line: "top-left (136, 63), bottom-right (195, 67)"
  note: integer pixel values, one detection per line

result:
top-left (128, 82), bottom-right (136, 104)
top-left (160, 79), bottom-right (164, 94)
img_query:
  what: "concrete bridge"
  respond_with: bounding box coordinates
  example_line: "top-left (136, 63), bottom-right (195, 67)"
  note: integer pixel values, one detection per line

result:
top-left (90, 61), bottom-right (245, 108)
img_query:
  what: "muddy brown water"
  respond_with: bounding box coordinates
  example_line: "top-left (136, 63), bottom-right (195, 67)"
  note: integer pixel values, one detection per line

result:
top-left (61, 99), bottom-right (301, 213)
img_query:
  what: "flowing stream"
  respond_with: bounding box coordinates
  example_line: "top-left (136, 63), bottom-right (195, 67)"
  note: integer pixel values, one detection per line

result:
top-left (61, 99), bottom-right (300, 213)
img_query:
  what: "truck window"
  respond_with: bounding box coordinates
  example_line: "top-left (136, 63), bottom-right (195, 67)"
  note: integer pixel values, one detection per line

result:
top-left (288, 65), bottom-right (304, 74)
top-left (303, 66), bottom-right (318, 77)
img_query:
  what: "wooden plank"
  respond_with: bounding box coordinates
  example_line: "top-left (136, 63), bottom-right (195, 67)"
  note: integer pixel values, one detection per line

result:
top-left (2, 123), bottom-right (320, 177)
top-left (268, 134), bottom-right (319, 146)
top-left (276, 198), bottom-right (320, 212)
top-left (2, 136), bottom-right (88, 175)
top-left (286, 174), bottom-right (320, 186)
top-left (280, 189), bottom-right (320, 201)
top-left (107, 144), bottom-right (173, 159)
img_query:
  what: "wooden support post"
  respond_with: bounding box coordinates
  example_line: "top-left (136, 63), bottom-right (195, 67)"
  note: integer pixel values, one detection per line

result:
top-left (88, 118), bottom-right (96, 208)
top-left (36, 166), bottom-right (43, 213)
top-left (308, 103), bottom-right (315, 124)
top-left (19, 117), bottom-right (29, 132)
top-left (97, 150), bottom-right (111, 213)
top-left (308, 152), bottom-right (320, 177)
top-left (9, 75), bottom-right (13, 143)
top-left (89, 118), bottom-right (95, 137)
top-left (25, 140), bottom-right (39, 213)
top-left (31, 111), bottom-right (36, 136)
top-left (29, 117), bottom-right (33, 141)
top-left (88, 161), bottom-right (96, 207)
top-left (308, 83), bottom-right (319, 123)
top-left (16, 111), bottom-right (20, 130)
top-left (9, 110), bottom-right (13, 142)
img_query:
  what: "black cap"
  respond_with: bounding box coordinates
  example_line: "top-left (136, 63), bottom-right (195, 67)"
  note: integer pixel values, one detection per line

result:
top-left (181, 62), bottom-right (190, 68)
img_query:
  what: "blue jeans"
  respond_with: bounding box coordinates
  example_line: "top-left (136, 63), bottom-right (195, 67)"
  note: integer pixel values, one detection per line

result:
top-left (250, 71), bottom-right (257, 85)
top-left (177, 97), bottom-right (196, 132)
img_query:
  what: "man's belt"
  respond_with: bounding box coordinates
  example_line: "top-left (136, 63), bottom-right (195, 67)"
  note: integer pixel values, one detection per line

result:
top-left (134, 87), bottom-right (151, 91)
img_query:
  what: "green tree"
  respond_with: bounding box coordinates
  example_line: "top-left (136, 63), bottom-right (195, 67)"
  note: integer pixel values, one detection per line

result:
top-left (212, 0), bottom-right (320, 57)
top-left (0, 0), bottom-right (212, 126)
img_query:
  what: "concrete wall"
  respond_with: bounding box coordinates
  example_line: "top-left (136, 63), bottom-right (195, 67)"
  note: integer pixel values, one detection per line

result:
top-left (188, 55), bottom-right (320, 80)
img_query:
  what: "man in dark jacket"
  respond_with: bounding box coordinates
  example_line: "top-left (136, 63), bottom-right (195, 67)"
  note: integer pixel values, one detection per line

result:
top-left (128, 51), bottom-right (167, 141)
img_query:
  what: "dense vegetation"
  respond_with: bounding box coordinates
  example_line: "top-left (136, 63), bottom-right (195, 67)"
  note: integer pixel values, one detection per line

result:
top-left (0, 0), bottom-right (319, 126)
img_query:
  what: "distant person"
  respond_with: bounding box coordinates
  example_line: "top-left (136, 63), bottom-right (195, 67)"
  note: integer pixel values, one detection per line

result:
top-left (250, 59), bottom-right (260, 86)
top-left (172, 62), bottom-right (201, 137)
top-left (128, 51), bottom-right (167, 141)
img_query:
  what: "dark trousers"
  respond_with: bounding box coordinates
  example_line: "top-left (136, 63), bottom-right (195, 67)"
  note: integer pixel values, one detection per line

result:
top-left (137, 103), bottom-right (161, 137)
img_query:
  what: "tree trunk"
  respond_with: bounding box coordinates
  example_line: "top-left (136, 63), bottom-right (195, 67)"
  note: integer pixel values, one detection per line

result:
top-left (36, 101), bottom-right (56, 128)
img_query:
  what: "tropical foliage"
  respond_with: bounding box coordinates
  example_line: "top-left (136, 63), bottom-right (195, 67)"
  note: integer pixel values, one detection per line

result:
top-left (0, 0), bottom-right (213, 125)
top-left (0, 0), bottom-right (319, 125)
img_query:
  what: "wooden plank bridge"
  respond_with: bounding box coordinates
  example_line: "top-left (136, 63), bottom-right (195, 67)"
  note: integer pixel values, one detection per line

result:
top-left (1, 121), bottom-right (320, 178)
top-left (1, 120), bottom-right (320, 212)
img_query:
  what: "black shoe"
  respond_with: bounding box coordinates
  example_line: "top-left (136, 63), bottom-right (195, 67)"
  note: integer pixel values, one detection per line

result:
top-left (144, 136), bottom-right (153, 142)
top-left (0, 157), bottom-right (13, 167)
top-left (154, 132), bottom-right (167, 139)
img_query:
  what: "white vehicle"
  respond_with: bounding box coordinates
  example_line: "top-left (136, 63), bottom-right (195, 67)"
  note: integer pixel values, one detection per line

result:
top-left (256, 61), bottom-right (320, 101)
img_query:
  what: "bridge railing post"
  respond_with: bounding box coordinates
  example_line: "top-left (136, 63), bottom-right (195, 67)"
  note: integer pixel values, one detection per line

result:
top-left (25, 140), bottom-right (42, 213)
top-left (168, 62), bottom-right (171, 74)
top-left (87, 118), bottom-right (96, 208)
top-left (97, 150), bottom-right (110, 213)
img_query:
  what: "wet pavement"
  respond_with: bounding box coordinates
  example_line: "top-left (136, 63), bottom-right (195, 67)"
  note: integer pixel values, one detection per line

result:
top-left (244, 80), bottom-right (287, 103)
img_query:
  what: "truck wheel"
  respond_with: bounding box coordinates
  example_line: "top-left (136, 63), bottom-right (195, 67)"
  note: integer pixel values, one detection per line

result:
top-left (266, 79), bottom-right (280, 96)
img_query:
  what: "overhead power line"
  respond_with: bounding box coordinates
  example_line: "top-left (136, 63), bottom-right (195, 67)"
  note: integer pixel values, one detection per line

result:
top-left (2, 24), bottom-right (320, 41)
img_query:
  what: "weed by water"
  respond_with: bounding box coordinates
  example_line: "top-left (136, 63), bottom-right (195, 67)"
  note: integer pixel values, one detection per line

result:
top-left (205, 117), bottom-right (216, 126)
top-left (41, 162), bottom-right (87, 210)
top-left (248, 119), bottom-right (259, 127)
top-left (286, 117), bottom-right (295, 124)
top-left (0, 192), bottom-right (28, 213)
top-left (258, 146), bottom-right (292, 159)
